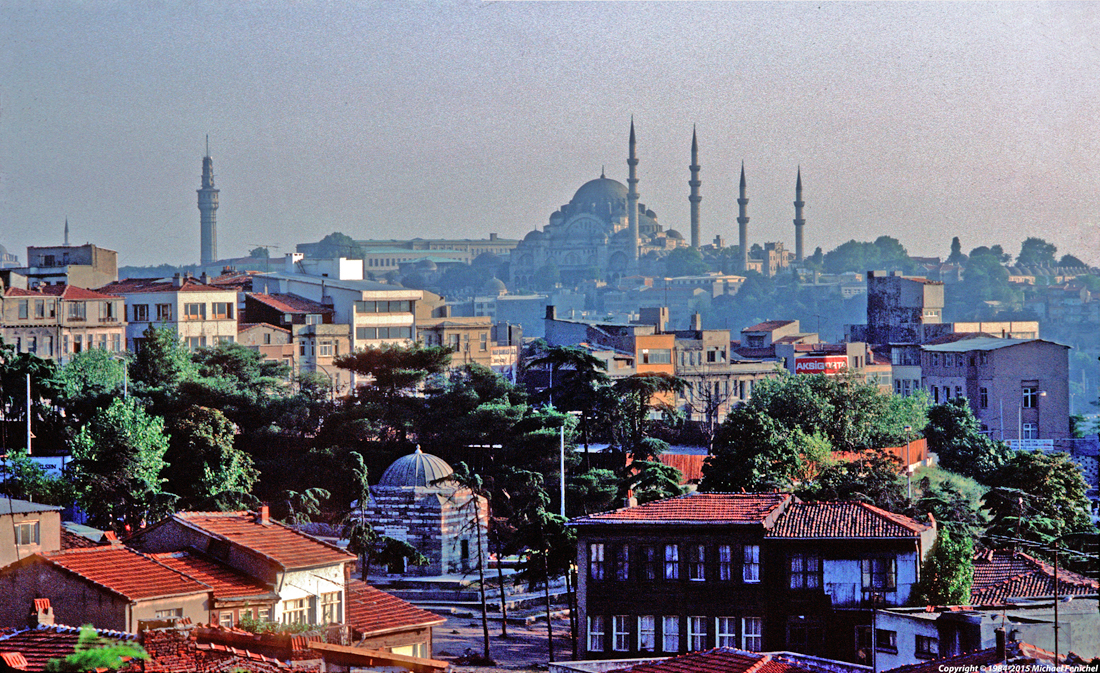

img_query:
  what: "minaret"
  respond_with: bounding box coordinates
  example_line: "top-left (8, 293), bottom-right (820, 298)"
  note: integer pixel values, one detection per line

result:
top-left (793, 167), bottom-right (806, 263)
top-left (63, 218), bottom-right (70, 246)
top-left (737, 162), bottom-right (749, 271)
top-left (688, 126), bottom-right (702, 248)
top-left (197, 136), bottom-right (219, 266)
top-left (626, 118), bottom-right (640, 264)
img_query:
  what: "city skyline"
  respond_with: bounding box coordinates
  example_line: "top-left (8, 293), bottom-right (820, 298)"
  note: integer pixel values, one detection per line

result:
top-left (2, 2), bottom-right (1097, 267)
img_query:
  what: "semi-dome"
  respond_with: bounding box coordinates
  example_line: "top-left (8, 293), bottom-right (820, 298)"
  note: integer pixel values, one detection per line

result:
top-left (377, 447), bottom-right (455, 488)
top-left (571, 176), bottom-right (628, 210)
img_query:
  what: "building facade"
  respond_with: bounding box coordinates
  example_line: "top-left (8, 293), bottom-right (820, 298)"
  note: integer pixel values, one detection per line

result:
top-left (0, 285), bottom-right (126, 362)
top-left (98, 274), bottom-right (240, 351)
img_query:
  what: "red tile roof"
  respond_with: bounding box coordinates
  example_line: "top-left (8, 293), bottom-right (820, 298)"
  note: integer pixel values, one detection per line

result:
top-left (173, 511), bottom-right (354, 570)
top-left (884, 640), bottom-right (1056, 673)
top-left (22, 546), bottom-right (210, 601)
top-left (150, 551), bottom-right (276, 600)
top-left (767, 501), bottom-right (930, 539)
top-left (571, 493), bottom-right (792, 526)
top-left (58, 528), bottom-right (100, 550)
top-left (4, 285), bottom-right (118, 300)
top-left (345, 580), bottom-right (444, 637)
top-left (97, 277), bottom-right (231, 294)
top-left (607, 647), bottom-right (815, 673)
top-left (743, 320), bottom-right (796, 332)
top-left (247, 293), bottom-right (330, 314)
top-left (238, 322), bottom-right (292, 334)
top-left (0, 625), bottom-right (137, 672)
top-left (969, 549), bottom-right (1098, 605)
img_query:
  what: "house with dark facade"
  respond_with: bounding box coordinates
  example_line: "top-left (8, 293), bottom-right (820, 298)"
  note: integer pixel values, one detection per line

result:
top-left (570, 493), bottom-right (935, 665)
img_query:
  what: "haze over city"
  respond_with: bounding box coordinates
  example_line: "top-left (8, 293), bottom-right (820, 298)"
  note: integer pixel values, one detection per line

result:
top-left (2, 1), bottom-right (1097, 267)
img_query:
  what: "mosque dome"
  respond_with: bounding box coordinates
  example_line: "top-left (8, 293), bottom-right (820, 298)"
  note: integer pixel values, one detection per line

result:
top-left (416, 258), bottom-right (438, 271)
top-left (524, 229), bottom-right (546, 242)
top-left (571, 177), bottom-right (628, 211)
top-left (482, 277), bottom-right (507, 295)
top-left (665, 229), bottom-right (684, 240)
top-left (377, 447), bottom-right (455, 489)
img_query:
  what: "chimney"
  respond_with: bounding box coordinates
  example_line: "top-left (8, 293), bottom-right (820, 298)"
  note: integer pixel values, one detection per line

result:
top-left (172, 272), bottom-right (183, 288)
top-left (257, 505), bottom-right (270, 525)
top-left (995, 627), bottom-right (1006, 661)
top-left (691, 313), bottom-right (702, 331)
top-left (30, 598), bottom-right (54, 626)
top-left (199, 272), bottom-right (209, 285)
top-left (102, 531), bottom-right (120, 545)
top-left (489, 232), bottom-right (498, 241)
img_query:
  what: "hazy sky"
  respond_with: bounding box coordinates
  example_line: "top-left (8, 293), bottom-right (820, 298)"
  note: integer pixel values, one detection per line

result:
top-left (2, 1), bottom-right (1097, 268)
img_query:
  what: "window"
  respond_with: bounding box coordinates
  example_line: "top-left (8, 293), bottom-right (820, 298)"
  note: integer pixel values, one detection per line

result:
top-left (212, 302), bottom-right (233, 319)
top-left (613, 615), bottom-right (629, 652)
top-left (718, 545), bottom-right (732, 581)
top-left (479, 332), bottom-right (488, 352)
top-left (1022, 387), bottom-right (1038, 408)
top-left (44, 336), bottom-right (54, 357)
top-left (638, 616), bottom-right (655, 652)
top-left (101, 301), bottom-right (116, 321)
top-left (932, 386), bottom-right (939, 403)
top-left (34, 300), bottom-right (44, 319)
top-left (320, 592), bottom-right (341, 624)
top-left (716, 617), bottom-right (737, 648)
top-left (980, 386), bottom-right (989, 409)
top-left (186, 336), bottom-right (207, 350)
top-left (642, 348), bottom-right (672, 364)
top-left (16, 521), bottom-right (39, 545)
top-left (876, 629), bottom-right (897, 653)
top-left (688, 616), bottom-right (706, 651)
top-left (855, 626), bottom-right (873, 663)
top-left (742, 617), bottom-right (763, 652)
top-left (689, 544), bottom-right (705, 581)
top-left (68, 301), bottom-right (86, 321)
top-left (28, 337), bottom-right (36, 354)
top-left (931, 353), bottom-right (939, 366)
top-left (789, 552), bottom-right (821, 589)
top-left (616, 545), bottom-right (630, 581)
top-left (45, 300), bottom-right (55, 318)
top-left (282, 598), bottom-right (309, 624)
top-left (133, 304), bottom-right (149, 322)
top-left (743, 545), bottom-right (760, 583)
top-left (664, 544), bottom-right (680, 580)
top-left (219, 612), bottom-right (233, 628)
top-left (588, 616), bottom-right (605, 652)
top-left (111, 334), bottom-right (120, 352)
top-left (1022, 423), bottom-right (1037, 439)
top-left (955, 386), bottom-right (962, 399)
top-left (17, 300), bottom-right (28, 319)
top-left (257, 607), bottom-right (271, 622)
top-left (319, 342), bottom-right (333, 357)
top-left (184, 303), bottom-right (206, 320)
top-left (155, 304), bottom-right (172, 321)
top-left (788, 620), bottom-right (822, 653)
top-left (861, 557), bottom-right (897, 591)
top-left (916, 635), bottom-right (938, 658)
top-left (155, 608), bottom-right (182, 619)
top-left (639, 545), bottom-right (657, 580)
top-left (589, 543), bottom-right (606, 580)
top-left (305, 313), bottom-right (322, 325)
top-left (955, 354), bottom-right (964, 367)
top-left (461, 539), bottom-right (470, 560)
top-left (662, 616), bottom-right (680, 653)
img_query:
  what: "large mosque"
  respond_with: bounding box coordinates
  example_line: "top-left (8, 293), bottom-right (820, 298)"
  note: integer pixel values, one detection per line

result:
top-left (508, 121), bottom-right (807, 287)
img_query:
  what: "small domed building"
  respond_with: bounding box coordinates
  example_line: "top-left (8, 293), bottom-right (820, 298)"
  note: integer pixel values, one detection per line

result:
top-left (367, 448), bottom-right (488, 576)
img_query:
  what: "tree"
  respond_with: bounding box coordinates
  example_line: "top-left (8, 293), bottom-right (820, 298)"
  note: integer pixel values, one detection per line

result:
top-left (1016, 237), bottom-right (1057, 267)
top-left (1058, 254), bottom-right (1087, 268)
top-left (70, 398), bottom-right (173, 533)
top-left (276, 487), bottom-right (330, 527)
top-left (514, 500), bottom-right (574, 663)
top-left (982, 450), bottom-right (1094, 551)
top-left (130, 326), bottom-right (196, 389)
top-left (946, 237), bottom-right (968, 265)
top-left (0, 343), bottom-right (62, 453)
top-left (193, 341), bottom-right (290, 396)
top-left (313, 232), bottom-right (364, 259)
top-left (620, 459), bottom-right (684, 504)
top-left (801, 449), bottom-right (907, 512)
top-left (664, 247), bottom-right (708, 277)
top-left (57, 348), bottom-right (126, 401)
top-left (0, 450), bottom-right (72, 506)
top-left (441, 462), bottom-right (493, 661)
top-left (609, 373), bottom-right (687, 461)
top-left (162, 405), bottom-right (257, 509)
top-left (908, 527), bottom-right (973, 606)
top-left (924, 399), bottom-right (1008, 483)
top-left (45, 625), bottom-right (148, 672)
top-left (525, 344), bottom-right (611, 469)
top-left (703, 409), bottom-right (820, 492)
top-left (532, 262), bottom-right (562, 290)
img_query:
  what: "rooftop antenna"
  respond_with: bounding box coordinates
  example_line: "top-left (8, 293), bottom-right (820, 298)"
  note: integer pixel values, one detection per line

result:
top-left (205, 134), bottom-right (209, 157)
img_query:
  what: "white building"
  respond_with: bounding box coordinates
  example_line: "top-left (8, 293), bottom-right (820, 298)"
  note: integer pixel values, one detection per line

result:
top-left (98, 274), bottom-right (240, 350)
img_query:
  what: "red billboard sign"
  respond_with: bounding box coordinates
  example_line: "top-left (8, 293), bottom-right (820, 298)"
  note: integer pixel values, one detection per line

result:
top-left (793, 355), bottom-right (849, 375)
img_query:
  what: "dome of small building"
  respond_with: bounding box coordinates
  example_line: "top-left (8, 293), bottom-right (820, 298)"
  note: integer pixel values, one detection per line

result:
top-left (416, 258), bottom-right (438, 271)
top-left (377, 447), bottom-right (455, 488)
top-left (571, 177), bottom-right (628, 212)
top-left (524, 229), bottom-right (546, 242)
top-left (665, 229), bottom-right (684, 240)
top-left (482, 277), bottom-right (507, 295)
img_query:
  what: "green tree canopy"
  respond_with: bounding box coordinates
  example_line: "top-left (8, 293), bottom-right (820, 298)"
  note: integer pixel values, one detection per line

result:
top-left (130, 326), bottom-right (197, 389)
top-left (664, 246), bottom-right (708, 277)
top-left (924, 398), bottom-right (1009, 483)
top-left (946, 236), bottom-right (968, 265)
top-left (193, 340), bottom-right (290, 396)
top-left (162, 405), bottom-right (257, 509)
top-left (335, 343), bottom-right (452, 397)
top-left (823, 236), bottom-right (912, 274)
top-left (908, 527), bottom-right (974, 606)
top-left (1016, 237), bottom-right (1057, 267)
top-left (70, 398), bottom-right (173, 532)
top-left (313, 232), bottom-right (364, 259)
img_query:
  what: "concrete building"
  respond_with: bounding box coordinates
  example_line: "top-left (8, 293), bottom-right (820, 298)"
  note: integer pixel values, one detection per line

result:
top-left (0, 498), bottom-right (61, 568)
top-left (0, 284), bottom-right (126, 363)
top-left (236, 322), bottom-right (295, 373)
top-left (920, 337), bottom-right (1070, 442)
top-left (98, 274), bottom-right (240, 351)
top-left (364, 448), bottom-right (488, 577)
top-left (7, 243), bottom-right (118, 289)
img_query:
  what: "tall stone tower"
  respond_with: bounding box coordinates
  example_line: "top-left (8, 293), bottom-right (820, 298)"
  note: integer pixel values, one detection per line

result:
top-left (197, 137), bottom-right (219, 266)
top-left (737, 162), bottom-right (750, 271)
top-left (793, 167), bottom-right (805, 263)
top-left (627, 119), bottom-right (640, 264)
top-left (688, 126), bottom-right (702, 248)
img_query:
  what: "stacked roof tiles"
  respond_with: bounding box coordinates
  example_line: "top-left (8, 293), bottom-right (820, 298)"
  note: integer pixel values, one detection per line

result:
top-left (606, 647), bottom-right (818, 673)
top-left (969, 549), bottom-right (1099, 605)
top-left (344, 579), bottom-right (444, 638)
top-left (572, 493), bottom-right (792, 525)
top-left (0, 624), bottom-right (136, 672)
top-left (171, 512), bottom-right (354, 570)
top-left (33, 546), bottom-right (209, 602)
top-left (767, 501), bottom-right (931, 539)
top-left (148, 551), bottom-right (276, 601)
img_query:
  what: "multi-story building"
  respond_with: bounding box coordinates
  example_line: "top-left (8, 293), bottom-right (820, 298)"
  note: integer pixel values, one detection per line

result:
top-left (0, 284), bottom-right (126, 362)
top-left (0, 498), bottom-right (61, 568)
top-left (571, 493), bottom-right (934, 664)
top-left (98, 274), bottom-right (240, 351)
top-left (8, 243), bottom-right (118, 289)
top-left (920, 336), bottom-right (1070, 442)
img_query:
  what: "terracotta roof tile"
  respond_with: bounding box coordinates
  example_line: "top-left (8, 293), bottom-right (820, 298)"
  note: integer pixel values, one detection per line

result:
top-left (571, 493), bottom-right (792, 525)
top-left (97, 277), bottom-right (232, 294)
top-left (884, 640), bottom-right (1056, 673)
top-left (969, 549), bottom-right (1098, 605)
top-left (149, 551), bottom-right (276, 600)
top-left (4, 285), bottom-right (118, 300)
top-left (247, 293), bottom-right (330, 314)
top-left (767, 501), bottom-right (929, 538)
top-left (743, 320), bottom-right (796, 332)
top-left (29, 546), bottom-right (210, 601)
top-left (174, 511), bottom-right (354, 570)
top-left (0, 625), bottom-right (136, 672)
top-left (607, 647), bottom-right (815, 673)
top-left (345, 580), bottom-right (444, 637)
